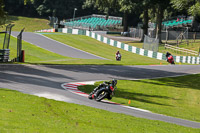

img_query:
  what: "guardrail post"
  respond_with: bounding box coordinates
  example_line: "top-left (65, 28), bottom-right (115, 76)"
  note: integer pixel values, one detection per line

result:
top-left (17, 28), bottom-right (25, 62)
top-left (3, 24), bottom-right (15, 49)
top-left (21, 50), bottom-right (25, 62)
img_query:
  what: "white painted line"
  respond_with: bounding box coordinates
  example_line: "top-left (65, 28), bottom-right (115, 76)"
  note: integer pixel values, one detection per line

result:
top-left (148, 51), bottom-right (153, 58)
top-left (86, 31), bottom-right (90, 36)
top-left (157, 52), bottom-right (163, 60)
top-left (132, 46), bottom-right (136, 53)
top-left (139, 49), bottom-right (144, 56)
top-left (92, 32), bottom-right (95, 38)
top-left (124, 44), bottom-right (129, 51)
top-left (104, 37), bottom-right (108, 44)
top-left (72, 29), bottom-right (79, 35)
top-left (34, 92), bottom-right (73, 102)
top-left (182, 56), bottom-right (186, 63)
top-left (63, 28), bottom-right (68, 33)
top-left (122, 105), bottom-right (151, 113)
top-left (117, 41), bottom-right (121, 48)
top-left (97, 34), bottom-right (101, 41)
top-left (176, 56), bottom-right (180, 62)
top-left (188, 56), bottom-right (191, 63)
top-left (110, 39), bottom-right (114, 46)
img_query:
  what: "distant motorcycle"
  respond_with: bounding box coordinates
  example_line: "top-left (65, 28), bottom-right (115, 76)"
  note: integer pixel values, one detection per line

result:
top-left (88, 79), bottom-right (117, 101)
top-left (116, 54), bottom-right (121, 61)
top-left (116, 51), bottom-right (121, 61)
top-left (166, 52), bottom-right (175, 65)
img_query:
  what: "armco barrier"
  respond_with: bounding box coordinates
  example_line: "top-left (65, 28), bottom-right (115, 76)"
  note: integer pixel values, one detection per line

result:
top-left (36, 28), bottom-right (200, 64)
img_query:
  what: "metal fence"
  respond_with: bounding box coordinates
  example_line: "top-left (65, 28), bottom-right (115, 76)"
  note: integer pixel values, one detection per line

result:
top-left (17, 28), bottom-right (25, 62)
top-left (0, 24), bottom-right (14, 62)
top-left (143, 35), bottom-right (159, 52)
top-left (129, 28), bottom-right (143, 39)
top-left (3, 24), bottom-right (15, 49)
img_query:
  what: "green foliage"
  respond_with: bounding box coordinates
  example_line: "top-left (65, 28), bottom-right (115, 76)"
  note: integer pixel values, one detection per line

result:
top-left (83, 0), bottom-right (120, 16)
top-left (119, 0), bottom-right (135, 13)
top-left (171, 0), bottom-right (189, 11)
top-left (0, 0), bottom-right (7, 26)
top-left (189, 2), bottom-right (200, 16)
top-left (5, 0), bottom-right (88, 19)
top-left (171, 0), bottom-right (200, 16)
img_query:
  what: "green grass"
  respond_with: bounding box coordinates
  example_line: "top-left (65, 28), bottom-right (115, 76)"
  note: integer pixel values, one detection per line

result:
top-left (43, 33), bottom-right (167, 65)
top-left (0, 88), bottom-right (199, 132)
top-left (0, 34), bottom-right (72, 63)
top-left (1, 32), bottom-right (168, 65)
top-left (0, 16), bottom-right (51, 32)
top-left (78, 74), bottom-right (200, 122)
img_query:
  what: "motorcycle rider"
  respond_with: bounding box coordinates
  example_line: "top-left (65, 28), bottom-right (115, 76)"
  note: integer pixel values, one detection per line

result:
top-left (88, 79), bottom-right (117, 100)
top-left (166, 52), bottom-right (175, 64)
top-left (116, 51), bottom-right (121, 61)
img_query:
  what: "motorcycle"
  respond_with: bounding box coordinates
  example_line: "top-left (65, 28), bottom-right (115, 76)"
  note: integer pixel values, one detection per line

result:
top-left (88, 79), bottom-right (117, 102)
top-left (166, 52), bottom-right (175, 65)
top-left (116, 54), bottom-right (121, 61)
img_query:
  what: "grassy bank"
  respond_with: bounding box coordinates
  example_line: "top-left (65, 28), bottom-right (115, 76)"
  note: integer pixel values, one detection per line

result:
top-left (79, 74), bottom-right (200, 122)
top-left (0, 16), bottom-right (51, 32)
top-left (0, 88), bottom-right (199, 132)
top-left (0, 34), bottom-right (72, 62)
top-left (1, 33), bottom-right (167, 65)
top-left (43, 33), bottom-right (167, 65)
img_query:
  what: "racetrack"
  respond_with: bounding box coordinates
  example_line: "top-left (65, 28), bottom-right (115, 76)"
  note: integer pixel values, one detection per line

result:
top-left (11, 32), bottom-right (105, 60)
top-left (2, 31), bottom-right (200, 128)
top-left (1, 64), bottom-right (200, 128)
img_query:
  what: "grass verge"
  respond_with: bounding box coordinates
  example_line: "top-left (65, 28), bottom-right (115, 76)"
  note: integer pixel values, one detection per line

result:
top-left (0, 16), bottom-right (51, 32)
top-left (1, 33), bottom-right (167, 65)
top-left (0, 88), bottom-right (199, 132)
top-left (0, 34), bottom-right (72, 63)
top-left (78, 74), bottom-right (200, 122)
top-left (43, 33), bottom-right (168, 65)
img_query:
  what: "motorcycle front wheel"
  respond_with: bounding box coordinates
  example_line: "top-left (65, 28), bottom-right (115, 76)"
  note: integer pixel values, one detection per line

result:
top-left (95, 90), bottom-right (108, 101)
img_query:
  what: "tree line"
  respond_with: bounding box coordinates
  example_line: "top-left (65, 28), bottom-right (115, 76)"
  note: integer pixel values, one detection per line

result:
top-left (1, 0), bottom-right (200, 42)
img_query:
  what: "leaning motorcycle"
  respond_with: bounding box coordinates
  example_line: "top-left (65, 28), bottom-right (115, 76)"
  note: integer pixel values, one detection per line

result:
top-left (88, 80), bottom-right (117, 102)
top-left (166, 52), bottom-right (175, 65)
top-left (167, 55), bottom-right (175, 65)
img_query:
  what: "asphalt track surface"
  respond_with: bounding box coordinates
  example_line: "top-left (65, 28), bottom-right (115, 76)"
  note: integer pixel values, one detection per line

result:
top-left (11, 32), bottom-right (105, 60)
top-left (1, 64), bottom-right (200, 128)
top-left (2, 31), bottom-right (200, 128)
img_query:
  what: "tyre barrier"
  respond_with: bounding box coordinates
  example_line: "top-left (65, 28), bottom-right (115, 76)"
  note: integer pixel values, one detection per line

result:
top-left (0, 49), bottom-right (10, 62)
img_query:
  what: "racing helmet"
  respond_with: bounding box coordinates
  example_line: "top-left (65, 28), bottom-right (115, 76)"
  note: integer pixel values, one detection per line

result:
top-left (112, 79), bottom-right (117, 86)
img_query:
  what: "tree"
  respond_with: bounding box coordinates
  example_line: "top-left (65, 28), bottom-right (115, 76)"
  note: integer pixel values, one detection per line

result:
top-left (171, 0), bottom-right (200, 16)
top-left (83, 0), bottom-right (119, 19)
top-left (137, 0), bottom-right (152, 42)
top-left (150, 0), bottom-right (171, 43)
top-left (83, 0), bottom-right (138, 32)
top-left (119, 0), bottom-right (136, 32)
top-left (0, 0), bottom-right (6, 26)
top-left (4, 0), bottom-right (91, 19)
